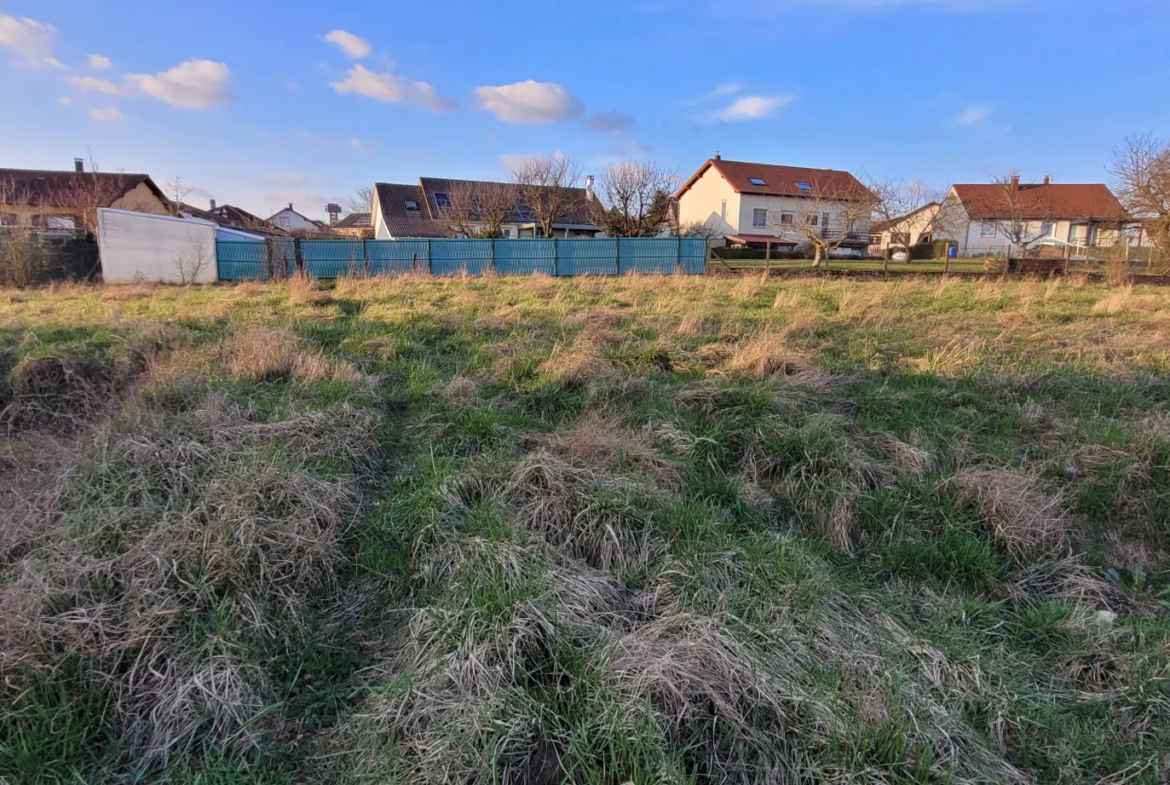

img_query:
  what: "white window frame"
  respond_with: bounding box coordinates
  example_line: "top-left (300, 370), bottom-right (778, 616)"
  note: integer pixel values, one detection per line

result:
top-left (980, 222), bottom-right (997, 238)
top-left (752, 208), bottom-right (768, 229)
top-left (780, 211), bottom-right (794, 226)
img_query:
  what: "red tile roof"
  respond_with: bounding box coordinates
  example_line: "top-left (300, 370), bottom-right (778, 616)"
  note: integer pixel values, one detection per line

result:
top-left (676, 158), bottom-right (873, 201)
top-left (0, 167), bottom-right (168, 207)
top-left (951, 183), bottom-right (1125, 221)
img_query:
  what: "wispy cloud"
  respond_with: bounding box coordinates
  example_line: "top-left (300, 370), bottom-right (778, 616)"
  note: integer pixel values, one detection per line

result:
top-left (583, 109), bottom-right (634, 134)
top-left (70, 75), bottom-right (120, 94)
top-left (475, 80), bottom-right (583, 124)
top-left (324, 29), bottom-right (371, 59)
top-left (951, 102), bottom-right (991, 126)
top-left (0, 14), bottom-right (63, 67)
top-left (263, 173), bottom-right (306, 187)
top-left (706, 94), bottom-right (795, 122)
top-left (349, 137), bottom-right (375, 152)
top-left (88, 53), bottom-right (112, 69)
top-left (331, 64), bottom-right (455, 112)
top-left (89, 107), bottom-right (123, 122)
top-left (681, 81), bottom-right (742, 105)
top-left (127, 59), bottom-right (233, 109)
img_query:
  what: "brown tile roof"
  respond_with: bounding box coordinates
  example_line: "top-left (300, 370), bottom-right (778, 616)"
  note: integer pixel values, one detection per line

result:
top-left (951, 183), bottom-right (1126, 221)
top-left (870, 201), bottom-right (940, 234)
top-left (334, 212), bottom-right (370, 228)
top-left (676, 158), bottom-right (874, 201)
top-left (375, 182), bottom-right (447, 238)
top-left (375, 177), bottom-right (600, 238)
top-left (0, 167), bottom-right (168, 207)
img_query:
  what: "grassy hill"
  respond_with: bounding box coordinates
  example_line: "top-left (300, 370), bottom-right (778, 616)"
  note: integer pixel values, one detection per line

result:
top-left (1, 273), bottom-right (1168, 784)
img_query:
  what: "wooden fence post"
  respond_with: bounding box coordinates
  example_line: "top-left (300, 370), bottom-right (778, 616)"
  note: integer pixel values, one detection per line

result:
top-left (427, 239), bottom-right (433, 275)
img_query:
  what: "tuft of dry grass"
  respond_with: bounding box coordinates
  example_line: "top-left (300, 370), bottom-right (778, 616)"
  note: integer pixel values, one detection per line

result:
top-left (228, 326), bottom-right (365, 385)
top-left (953, 466), bottom-right (1070, 557)
top-left (288, 271), bottom-right (335, 307)
top-left (539, 414), bottom-right (681, 488)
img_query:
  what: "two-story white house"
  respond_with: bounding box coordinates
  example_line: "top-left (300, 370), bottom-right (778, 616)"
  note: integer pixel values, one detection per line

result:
top-left (674, 154), bottom-right (874, 257)
top-left (943, 177), bottom-right (1128, 256)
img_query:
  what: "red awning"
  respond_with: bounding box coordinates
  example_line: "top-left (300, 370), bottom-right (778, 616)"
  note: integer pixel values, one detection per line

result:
top-left (726, 234), bottom-right (798, 246)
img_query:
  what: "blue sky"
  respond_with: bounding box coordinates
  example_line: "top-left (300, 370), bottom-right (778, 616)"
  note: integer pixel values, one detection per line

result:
top-left (2, 0), bottom-right (1167, 220)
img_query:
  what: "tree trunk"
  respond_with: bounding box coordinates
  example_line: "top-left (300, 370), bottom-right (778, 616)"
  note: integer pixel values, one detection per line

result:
top-left (811, 246), bottom-right (822, 268)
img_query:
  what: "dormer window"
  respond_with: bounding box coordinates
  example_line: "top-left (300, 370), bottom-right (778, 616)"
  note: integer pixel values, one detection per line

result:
top-left (748, 177), bottom-right (766, 186)
top-left (434, 192), bottom-right (451, 210)
top-left (405, 200), bottom-right (418, 210)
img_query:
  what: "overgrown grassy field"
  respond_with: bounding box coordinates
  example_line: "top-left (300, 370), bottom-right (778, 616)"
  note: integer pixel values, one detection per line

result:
top-left (2, 273), bottom-right (1169, 784)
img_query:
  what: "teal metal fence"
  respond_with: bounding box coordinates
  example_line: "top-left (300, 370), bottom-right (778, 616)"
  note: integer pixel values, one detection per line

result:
top-left (216, 238), bottom-right (707, 280)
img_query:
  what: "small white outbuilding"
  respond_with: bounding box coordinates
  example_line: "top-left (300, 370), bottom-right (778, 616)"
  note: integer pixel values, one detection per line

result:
top-left (97, 208), bottom-right (225, 283)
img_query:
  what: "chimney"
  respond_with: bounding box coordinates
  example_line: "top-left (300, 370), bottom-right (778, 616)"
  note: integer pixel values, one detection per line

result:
top-left (74, 158), bottom-right (84, 173)
top-left (713, 151), bottom-right (721, 161)
top-left (585, 175), bottom-right (594, 201)
top-left (1043, 175), bottom-right (1051, 186)
top-left (209, 199), bottom-right (217, 211)
top-left (1010, 175), bottom-right (1020, 193)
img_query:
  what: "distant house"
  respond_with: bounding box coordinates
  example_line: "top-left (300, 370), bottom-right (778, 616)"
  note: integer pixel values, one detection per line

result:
top-left (943, 177), bottom-right (1128, 256)
top-left (371, 177), bottom-right (601, 240)
top-left (267, 203), bottom-right (327, 235)
top-left (332, 212), bottom-right (373, 239)
top-left (0, 159), bottom-right (171, 235)
top-left (869, 202), bottom-right (942, 255)
top-left (176, 199), bottom-right (285, 236)
top-left (674, 154), bottom-right (874, 256)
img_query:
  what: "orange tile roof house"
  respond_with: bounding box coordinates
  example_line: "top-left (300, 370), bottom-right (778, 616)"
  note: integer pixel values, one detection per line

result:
top-left (943, 176), bottom-right (1128, 256)
top-left (674, 154), bottom-right (875, 254)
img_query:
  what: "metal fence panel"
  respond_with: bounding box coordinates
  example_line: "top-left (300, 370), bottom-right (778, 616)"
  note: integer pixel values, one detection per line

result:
top-left (301, 240), bottom-right (367, 279)
top-left (217, 238), bottom-right (705, 280)
top-left (556, 239), bottom-right (619, 276)
top-left (216, 240), bottom-right (295, 280)
top-left (619, 238), bottom-right (681, 275)
top-left (366, 239), bottom-right (427, 275)
top-left (494, 239), bottom-right (556, 275)
top-left (430, 240), bottom-right (492, 276)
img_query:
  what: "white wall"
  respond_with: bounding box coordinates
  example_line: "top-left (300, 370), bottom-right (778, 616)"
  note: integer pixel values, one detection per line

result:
top-left (736, 194), bottom-right (868, 240)
top-left (677, 166), bottom-right (739, 237)
top-left (97, 208), bottom-right (218, 283)
top-left (269, 207), bottom-right (320, 233)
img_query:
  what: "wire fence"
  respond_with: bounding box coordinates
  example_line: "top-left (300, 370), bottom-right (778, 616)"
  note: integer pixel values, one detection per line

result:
top-left (215, 237), bottom-right (708, 281)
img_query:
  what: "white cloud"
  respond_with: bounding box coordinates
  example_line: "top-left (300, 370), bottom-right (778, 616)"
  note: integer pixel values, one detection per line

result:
top-left (126, 59), bottom-right (232, 109)
top-left (263, 173), bottom-right (306, 188)
top-left (0, 15), bottom-right (62, 66)
top-left (59, 95), bottom-right (73, 105)
top-left (89, 107), bottom-right (123, 122)
top-left (583, 110), bottom-right (634, 134)
top-left (499, 150), bottom-right (568, 173)
top-left (709, 94), bottom-right (794, 122)
top-left (951, 102), bottom-right (992, 126)
top-left (475, 80), bottom-right (583, 125)
top-left (682, 81), bottom-right (742, 105)
top-left (70, 75), bottom-right (120, 94)
top-left (331, 64), bottom-right (454, 112)
top-left (324, 29), bottom-right (371, 59)
top-left (88, 53), bottom-right (112, 69)
top-left (349, 137), bottom-right (374, 152)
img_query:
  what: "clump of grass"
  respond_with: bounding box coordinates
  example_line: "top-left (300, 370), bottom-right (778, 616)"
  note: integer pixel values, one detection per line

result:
top-left (954, 465), bottom-right (1070, 557)
top-left (288, 271), bottom-right (335, 307)
top-left (229, 325), bottom-right (364, 385)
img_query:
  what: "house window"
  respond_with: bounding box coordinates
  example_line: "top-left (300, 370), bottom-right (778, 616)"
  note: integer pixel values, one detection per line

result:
top-left (752, 208), bottom-right (768, 228)
top-left (822, 212), bottom-right (830, 228)
top-left (434, 192), bottom-right (451, 210)
top-left (780, 211), bottom-right (794, 226)
top-left (797, 183), bottom-right (812, 192)
top-left (0, 213), bottom-right (17, 227)
top-left (810, 213), bottom-right (819, 227)
top-left (1040, 221), bottom-right (1054, 237)
top-left (503, 228), bottom-right (512, 238)
top-left (405, 200), bottom-right (418, 210)
top-left (980, 222), bottom-right (996, 238)
top-left (748, 177), bottom-right (767, 186)
top-left (47, 216), bottom-right (76, 231)
top-left (720, 200), bottom-right (727, 220)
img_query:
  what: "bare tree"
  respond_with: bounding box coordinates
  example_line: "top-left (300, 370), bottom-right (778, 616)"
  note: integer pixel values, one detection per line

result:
top-left (173, 236), bottom-right (213, 284)
top-left (591, 160), bottom-right (676, 237)
top-left (868, 179), bottom-right (965, 268)
top-left (766, 179), bottom-right (876, 268)
top-left (511, 154), bottom-right (583, 238)
top-left (166, 176), bottom-right (195, 206)
top-left (349, 186), bottom-right (375, 215)
top-left (1112, 133), bottom-right (1170, 254)
top-left (443, 181), bottom-right (516, 238)
top-left (674, 219), bottom-right (723, 240)
top-left (983, 173), bottom-right (1059, 258)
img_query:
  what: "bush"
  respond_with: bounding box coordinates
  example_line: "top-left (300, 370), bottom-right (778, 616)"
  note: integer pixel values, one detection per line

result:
top-left (906, 240), bottom-right (957, 261)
